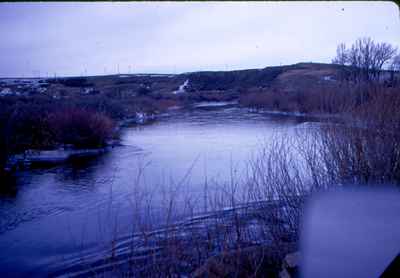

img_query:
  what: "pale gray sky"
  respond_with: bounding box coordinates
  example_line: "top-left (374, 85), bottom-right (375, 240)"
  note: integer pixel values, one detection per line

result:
top-left (0, 1), bottom-right (399, 77)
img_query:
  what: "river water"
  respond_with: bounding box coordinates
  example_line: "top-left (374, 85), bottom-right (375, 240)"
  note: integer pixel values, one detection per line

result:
top-left (0, 105), bottom-right (316, 276)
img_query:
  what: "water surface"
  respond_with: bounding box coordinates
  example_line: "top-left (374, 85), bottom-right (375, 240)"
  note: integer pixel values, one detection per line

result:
top-left (0, 106), bottom-right (315, 276)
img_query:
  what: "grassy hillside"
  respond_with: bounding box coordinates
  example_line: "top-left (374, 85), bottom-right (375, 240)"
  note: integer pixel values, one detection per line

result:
top-left (1, 62), bottom-right (396, 172)
top-left (28, 62), bottom-right (352, 106)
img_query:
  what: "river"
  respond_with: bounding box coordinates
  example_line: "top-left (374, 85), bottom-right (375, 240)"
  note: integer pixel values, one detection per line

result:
top-left (0, 105), bottom-right (317, 276)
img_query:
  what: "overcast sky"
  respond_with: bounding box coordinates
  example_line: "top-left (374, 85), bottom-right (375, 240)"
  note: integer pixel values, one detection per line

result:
top-left (0, 1), bottom-right (399, 77)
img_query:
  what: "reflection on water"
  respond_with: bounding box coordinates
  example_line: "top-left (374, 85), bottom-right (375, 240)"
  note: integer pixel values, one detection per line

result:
top-left (0, 106), bottom-right (316, 276)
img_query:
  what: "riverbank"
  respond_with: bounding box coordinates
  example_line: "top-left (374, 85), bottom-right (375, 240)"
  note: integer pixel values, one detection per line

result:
top-left (3, 113), bottom-right (154, 172)
top-left (0, 97), bottom-right (362, 174)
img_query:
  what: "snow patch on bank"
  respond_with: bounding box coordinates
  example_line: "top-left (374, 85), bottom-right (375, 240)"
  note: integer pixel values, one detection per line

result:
top-left (322, 75), bottom-right (337, 82)
top-left (246, 108), bottom-right (306, 117)
top-left (6, 148), bottom-right (110, 170)
top-left (135, 112), bottom-right (156, 124)
top-left (0, 88), bottom-right (14, 96)
top-left (193, 101), bottom-right (238, 108)
top-left (172, 79), bottom-right (189, 94)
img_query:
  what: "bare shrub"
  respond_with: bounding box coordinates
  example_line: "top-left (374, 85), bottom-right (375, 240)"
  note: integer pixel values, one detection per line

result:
top-left (247, 133), bottom-right (321, 246)
top-left (49, 108), bottom-right (115, 148)
top-left (299, 85), bottom-right (346, 114)
top-left (314, 88), bottom-right (400, 185)
top-left (239, 91), bottom-right (275, 109)
top-left (332, 43), bottom-right (348, 65)
top-left (391, 54), bottom-right (400, 71)
top-left (71, 94), bottom-right (127, 119)
top-left (153, 99), bottom-right (180, 112)
top-left (7, 102), bottom-right (56, 152)
top-left (239, 89), bottom-right (302, 112)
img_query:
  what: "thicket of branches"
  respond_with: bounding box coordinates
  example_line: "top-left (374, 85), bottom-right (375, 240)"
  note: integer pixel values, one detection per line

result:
top-left (332, 37), bottom-right (398, 82)
top-left (0, 97), bottom-right (115, 172)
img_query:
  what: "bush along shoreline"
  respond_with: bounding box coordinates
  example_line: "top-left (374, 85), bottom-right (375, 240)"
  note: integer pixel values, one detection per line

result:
top-left (0, 101), bottom-right (159, 173)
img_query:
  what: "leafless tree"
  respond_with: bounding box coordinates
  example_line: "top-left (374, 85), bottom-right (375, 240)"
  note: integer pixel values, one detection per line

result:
top-left (390, 55), bottom-right (400, 71)
top-left (332, 43), bottom-right (348, 65)
top-left (388, 55), bottom-right (400, 86)
top-left (333, 37), bottom-right (398, 82)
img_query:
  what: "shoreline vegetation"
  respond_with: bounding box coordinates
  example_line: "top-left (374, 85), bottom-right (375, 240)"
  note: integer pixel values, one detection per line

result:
top-left (1, 37), bottom-right (400, 276)
top-left (2, 77), bottom-right (398, 173)
top-left (1, 81), bottom-right (397, 173)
